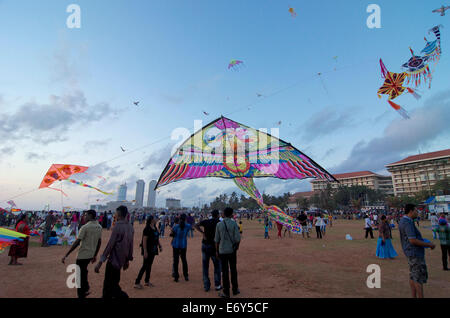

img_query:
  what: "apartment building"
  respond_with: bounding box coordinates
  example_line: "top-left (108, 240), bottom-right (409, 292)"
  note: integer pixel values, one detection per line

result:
top-left (310, 171), bottom-right (394, 195)
top-left (386, 149), bottom-right (450, 196)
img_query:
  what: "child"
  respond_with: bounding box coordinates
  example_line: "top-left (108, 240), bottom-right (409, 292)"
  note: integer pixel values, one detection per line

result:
top-left (264, 221), bottom-right (270, 239)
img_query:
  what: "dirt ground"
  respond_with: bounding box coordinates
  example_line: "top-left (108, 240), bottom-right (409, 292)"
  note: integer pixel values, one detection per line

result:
top-left (1, 219), bottom-right (449, 298)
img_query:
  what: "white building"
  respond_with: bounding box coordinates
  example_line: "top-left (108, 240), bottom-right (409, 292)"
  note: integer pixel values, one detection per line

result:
top-left (117, 183), bottom-right (127, 201)
top-left (135, 180), bottom-right (145, 207)
top-left (147, 180), bottom-right (157, 208)
top-left (166, 198), bottom-right (181, 209)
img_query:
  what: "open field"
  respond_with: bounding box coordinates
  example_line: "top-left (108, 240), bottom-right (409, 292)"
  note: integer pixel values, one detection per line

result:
top-left (1, 219), bottom-right (449, 298)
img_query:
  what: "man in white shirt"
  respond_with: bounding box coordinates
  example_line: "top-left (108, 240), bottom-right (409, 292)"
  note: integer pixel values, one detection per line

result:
top-left (430, 213), bottom-right (439, 240)
top-left (364, 215), bottom-right (374, 239)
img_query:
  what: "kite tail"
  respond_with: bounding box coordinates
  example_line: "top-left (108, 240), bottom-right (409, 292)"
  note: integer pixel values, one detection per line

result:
top-left (388, 100), bottom-right (410, 119)
top-left (67, 179), bottom-right (114, 196)
top-left (407, 88), bottom-right (421, 100)
top-left (233, 177), bottom-right (302, 234)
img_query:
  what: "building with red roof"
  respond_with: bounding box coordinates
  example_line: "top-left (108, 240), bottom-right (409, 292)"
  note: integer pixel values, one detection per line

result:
top-left (310, 171), bottom-right (393, 194)
top-left (386, 149), bottom-right (450, 196)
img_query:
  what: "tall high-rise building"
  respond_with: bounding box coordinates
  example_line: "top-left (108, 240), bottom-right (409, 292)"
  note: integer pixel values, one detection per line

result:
top-left (135, 180), bottom-right (145, 207)
top-left (117, 183), bottom-right (127, 201)
top-left (147, 180), bottom-right (157, 208)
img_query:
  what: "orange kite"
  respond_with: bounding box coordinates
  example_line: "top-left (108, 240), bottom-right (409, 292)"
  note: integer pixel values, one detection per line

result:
top-left (39, 164), bottom-right (89, 195)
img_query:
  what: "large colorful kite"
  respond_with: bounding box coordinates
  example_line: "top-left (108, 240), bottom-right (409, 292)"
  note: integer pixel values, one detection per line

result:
top-left (39, 164), bottom-right (113, 196)
top-left (155, 117), bottom-right (336, 234)
top-left (0, 227), bottom-right (27, 254)
top-left (377, 25), bottom-right (443, 119)
top-left (377, 59), bottom-right (411, 119)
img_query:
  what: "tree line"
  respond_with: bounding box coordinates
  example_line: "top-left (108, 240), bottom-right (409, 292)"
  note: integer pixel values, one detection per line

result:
top-left (202, 177), bottom-right (449, 212)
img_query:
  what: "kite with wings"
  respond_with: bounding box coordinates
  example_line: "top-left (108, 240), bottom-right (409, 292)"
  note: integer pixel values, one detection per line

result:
top-left (228, 59), bottom-right (244, 71)
top-left (39, 164), bottom-right (113, 196)
top-left (377, 59), bottom-right (415, 119)
top-left (432, 5), bottom-right (450, 16)
top-left (155, 117), bottom-right (336, 234)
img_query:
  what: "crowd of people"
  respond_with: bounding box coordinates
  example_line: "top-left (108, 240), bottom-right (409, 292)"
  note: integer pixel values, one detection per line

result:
top-left (2, 204), bottom-right (448, 299)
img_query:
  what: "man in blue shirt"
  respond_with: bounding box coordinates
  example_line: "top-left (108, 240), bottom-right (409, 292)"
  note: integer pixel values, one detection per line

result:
top-left (398, 204), bottom-right (435, 298)
top-left (170, 214), bottom-right (192, 282)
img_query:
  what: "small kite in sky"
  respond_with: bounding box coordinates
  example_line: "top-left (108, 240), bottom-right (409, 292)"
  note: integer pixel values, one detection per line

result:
top-left (256, 93), bottom-right (264, 98)
top-left (333, 56), bottom-right (338, 70)
top-left (121, 147), bottom-right (126, 152)
top-left (203, 111), bottom-right (209, 116)
top-left (228, 60), bottom-right (244, 71)
top-left (133, 101), bottom-right (140, 106)
top-left (432, 5), bottom-right (450, 16)
top-left (288, 7), bottom-right (297, 17)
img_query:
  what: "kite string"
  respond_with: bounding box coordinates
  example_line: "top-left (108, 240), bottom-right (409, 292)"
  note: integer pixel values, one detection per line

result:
top-left (1, 58), bottom-right (376, 205)
top-left (224, 58), bottom-right (376, 117)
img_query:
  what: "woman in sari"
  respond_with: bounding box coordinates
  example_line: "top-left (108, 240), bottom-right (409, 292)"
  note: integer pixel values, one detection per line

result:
top-left (8, 214), bottom-right (30, 265)
top-left (376, 215), bottom-right (398, 259)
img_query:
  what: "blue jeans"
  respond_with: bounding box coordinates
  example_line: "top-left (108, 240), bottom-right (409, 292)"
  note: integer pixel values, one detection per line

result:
top-left (160, 224), bottom-right (165, 238)
top-left (201, 243), bottom-right (221, 290)
top-left (432, 226), bottom-right (438, 239)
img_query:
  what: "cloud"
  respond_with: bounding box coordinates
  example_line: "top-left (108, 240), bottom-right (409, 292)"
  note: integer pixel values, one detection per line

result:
top-left (83, 139), bottom-right (112, 153)
top-left (0, 147), bottom-right (15, 155)
top-left (322, 148), bottom-right (336, 159)
top-left (0, 91), bottom-right (115, 145)
top-left (300, 107), bottom-right (356, 142)
top-left (26, 152), bottom-right (47, 162)
top-left (333, 90), bottom-right (450, 174)
top-left (142, 143), bottom-right (175, 168)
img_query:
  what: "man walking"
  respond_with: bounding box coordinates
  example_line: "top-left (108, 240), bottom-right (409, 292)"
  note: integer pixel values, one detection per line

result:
top-left (432, 218), bottom-right (450, 271)
top-left (297, 211), bottom-right (309, 239)
top-left (399, 204), bottom-right (435, 298)
top-left (364, 214), bottom-right (374, 239)
top-left (195, 210), bottom-right (222, 292)
top-left (159, 212), bottom-right (166, 238)
top-left (215, 207), bottom-right (241, 298)
top-left (430, 213), bottom-right (439, 240)
top-left (62, 210), bottom-right (102, 298)
top-left (42, 211), bottom-right (56, 247)
top-left (95, 206), bottom-right (134, 298)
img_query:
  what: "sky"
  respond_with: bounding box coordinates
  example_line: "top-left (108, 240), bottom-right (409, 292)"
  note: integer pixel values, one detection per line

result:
top-left (0, 0), bottom-right (449, 210)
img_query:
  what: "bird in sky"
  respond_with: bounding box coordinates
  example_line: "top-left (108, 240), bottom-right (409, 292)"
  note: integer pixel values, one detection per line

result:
top-left (121, 147), bottom-right (126, 152)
